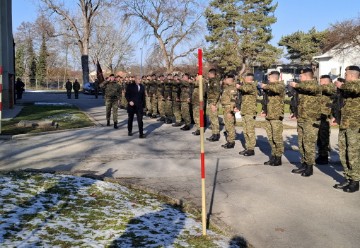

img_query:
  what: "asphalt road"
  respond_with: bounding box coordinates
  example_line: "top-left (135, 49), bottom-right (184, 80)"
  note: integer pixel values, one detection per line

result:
top-left (1, 91), bottom-right (358, 248)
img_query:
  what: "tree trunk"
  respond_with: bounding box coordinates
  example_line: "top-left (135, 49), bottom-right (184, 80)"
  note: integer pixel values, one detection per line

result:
top-left (81, 55), bottom-right (89, 84)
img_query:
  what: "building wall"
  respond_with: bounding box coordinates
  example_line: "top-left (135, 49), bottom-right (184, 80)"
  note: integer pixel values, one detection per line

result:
top-left (0, 0), bottom-right (15, 109)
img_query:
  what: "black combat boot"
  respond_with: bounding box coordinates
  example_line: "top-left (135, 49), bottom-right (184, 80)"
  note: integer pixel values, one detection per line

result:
top-left (301, 164), bottom-right (313, 177)
top-left (158, 116), bottom-right (166, 122)
top-left (264, 156), bottom-right (275, 165)
top-left (291, 163), bottom-right (307, 174)
top-left (239, 150), bottom-right (247, 155)
top-left (206, 134), bottom-right (214, 141)
top-left (192, 130), bottom-right (200, 136)
top-left (315, 155), bottom-right (328, 165)
top-left (243, 150), bottom-right (255, 156)
top-left (151, 115), bottom-right (157, 119)
top-left (271, 156), bottom-right (282, 166)
top-left (333, 179), bottom-right (350, 189)
top-left (106, 120), bottom-right (110, 126)
top-left (172, 122), bottom-right (182, 127)
top-left (114, 122), bottom-right (118, 129)
top-left (180, 125), bottom-right (191, 131)
top-left (212, 134), bottom-right (220, 141)
top-left (343, 180), bottom-right (359, 193)
top-left (222, 142), bottom-right (235, 149)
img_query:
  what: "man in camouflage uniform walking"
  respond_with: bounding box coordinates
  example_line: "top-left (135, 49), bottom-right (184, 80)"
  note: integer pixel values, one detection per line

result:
top-left (206, 69), bottom-right (221, 142)
top-left (260, 71), bottom-right (285, 166)
top-left (102, 74), bottom-right (122, 129)
top-left (290, 68), bottom-right (321, 177)
top-left (316, 75), bottom-right (336, 165)
top-left (221, 74), bottom-right (237, 148)
top-left (237, 73), bottom-right (258, 156)
top-left (180, 73), bottom-right (192, 130)
top-left (171, 74), bottom-right (182, 126)
top-left (333, 66), bottom-right (360, 193)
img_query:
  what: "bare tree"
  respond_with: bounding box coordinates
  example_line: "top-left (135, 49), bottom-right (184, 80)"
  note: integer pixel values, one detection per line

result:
top-left (40, 0), bottom-right (105, 83)
top-left (118, 0), bottom-right (203, 73)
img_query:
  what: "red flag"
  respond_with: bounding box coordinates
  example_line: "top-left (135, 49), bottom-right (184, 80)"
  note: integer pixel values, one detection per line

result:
top-left (96, 60), bottom-right (105, 83)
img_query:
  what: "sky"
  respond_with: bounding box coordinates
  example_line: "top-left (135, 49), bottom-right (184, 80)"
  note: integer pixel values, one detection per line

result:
top-left (11, 0), bottom-right (360, 63)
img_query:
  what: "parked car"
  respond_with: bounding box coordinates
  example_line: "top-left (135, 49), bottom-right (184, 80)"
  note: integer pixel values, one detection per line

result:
top-left (83, 82), bottom-right (102, 95)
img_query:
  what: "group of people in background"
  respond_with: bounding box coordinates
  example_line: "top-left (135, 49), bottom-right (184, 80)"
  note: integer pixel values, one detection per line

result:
top-left (99, 65), bottom-right (359, 193)
top-left (65, 79), bottom-right (81, 99)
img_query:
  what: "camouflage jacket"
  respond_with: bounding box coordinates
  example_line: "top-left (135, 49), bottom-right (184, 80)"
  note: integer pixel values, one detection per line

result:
top-left (148, 80), bottom-right (157, 96)
top-left (263, 81), bottom-right (285, 120)
top-left (192, 79), bottom-right (206, 106)
top-left (319, 83), bottom-right (336, 117)
top-left (294, 80), bottom-right (321, 122)
top-left (156, 80), bottom-right (165, 99)
top-left (207, 77), bottom-right (221, 105)
top-left (104, 81), bottom-right (121, 100)
top-left (172, 81), bottom-right (181, 101)
top-left (221, 83), bottom-right (237, 108)
top-left (238, 82), bottom-right (257, 116)
top-left (180, 80), bottom-right (191, 102)
top-left (339, 79), bottom-right (360, 129)
top-left (164, 80), bottom-right (173, 99)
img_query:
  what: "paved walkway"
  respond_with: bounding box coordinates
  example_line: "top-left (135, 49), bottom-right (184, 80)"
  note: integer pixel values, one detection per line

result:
top-left (1, 91), bottom-right (358, 248)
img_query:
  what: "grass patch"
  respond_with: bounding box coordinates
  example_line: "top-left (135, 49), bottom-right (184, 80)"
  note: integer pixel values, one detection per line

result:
top-left (1, 104), bottom-right (94, 135)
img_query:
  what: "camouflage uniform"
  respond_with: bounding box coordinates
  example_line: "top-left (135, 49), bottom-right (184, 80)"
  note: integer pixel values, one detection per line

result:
top-left (180, 80), bottom-right (191, 126)
top-left (192, 79), bottom-right (206, 131)
top-left (164, 79), bottom-right (173, 120)
top-left (121, 80), bottom-right (128, 108)
top-left (207, 77), bottom-right (221, 135)
top-left (157, 80), bottom-right (166, 118)
top-left (104, 80), bottom-right (121, 123)
top-left (317, 83), bottom-right (336, 158)
top-left (338, 80), bottom-right (360, 181)
top-left (263, 81), bottom-right (285, 157)
top-left (172, 80), bottom-right (182, 123)
top-left (144, 80), bottom-right (152, 115)
top-left (238, 82), bottom-right (257, 150)
top-left (149, 80), bottom-right (158, 116)
top-left (295, 80), bottom-right (321, 165)
top-left (221, 82), bottom-right (237, 143)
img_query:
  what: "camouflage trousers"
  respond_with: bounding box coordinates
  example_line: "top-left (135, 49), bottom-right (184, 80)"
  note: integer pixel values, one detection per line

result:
top-left (146, 96), bottom-right (152, 115)
top-left (121, 93), bottom-right (127, 108)
top-left (339, 128), bottom-right (360, 181)
top-left (242, 115), bottom-right (256, 150)
top-left (265, 119), bottom-right (284, 157)
top-left (208, 103), bottom-right (220, 134)
top-left (106, 98), bottom-right (119, 123)
top-left (297, 121), bottom-right (320, 165)
top-left (151, 96), bottom-right (158, 115)
top-left (181, 102), bottom-right (191, 125)
top-left (165, 99), bottom-right (173, 117)
top-left (173, 101), bottom-right (182, 123)
top-left (193, 104), bottom-right (201, 130)
top-left (223, 105), bottom-right (236, 143)
top-left (158, 98), bottom-right (165, 117)
top-left (317, 115), bottom-right (330, 157)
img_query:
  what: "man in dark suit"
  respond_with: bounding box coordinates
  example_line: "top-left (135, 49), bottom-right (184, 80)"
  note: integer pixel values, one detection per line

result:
top-left (125, 75), bottom-right (146, 138)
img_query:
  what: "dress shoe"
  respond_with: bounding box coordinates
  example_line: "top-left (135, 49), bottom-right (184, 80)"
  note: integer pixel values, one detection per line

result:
top-left (106, 120), bottom-right (110, 126)
top-left (180, 125), bottom-right (191, 131)
top-left (301, 164), bottom-right (313, 177)
top-left (291, 163), bottom-right (307, 174)
top-left (192, 130), bottom-right (200, 135)
top-left (239, 150), bottom-right (247, 155)
top-left (172, 122), bottom-right (182, 127)
top-left (222, 142), bottom-right (235, 149)
top-left (334, 179), bottom-right (350, 189)
top-left (343, 180), bottom-right (359, 193)
top-left (315, 156), bottom-right (329, 165)
top-left (271, 156), bottom-right (282, 166)
top-left (139, 134), bottom-right (145, 139)
top-left (243, 150), bottom-right (255, 156)
top-left (264, 156), bottom-right (275, 165)
top-left (208, 134), bottom-right (220, 142)
top-left (128, 132), bottom-right (133, 136)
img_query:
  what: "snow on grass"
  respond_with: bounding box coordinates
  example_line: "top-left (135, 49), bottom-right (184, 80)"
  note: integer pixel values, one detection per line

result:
top-left (0, 172), bottom-right (240, 247)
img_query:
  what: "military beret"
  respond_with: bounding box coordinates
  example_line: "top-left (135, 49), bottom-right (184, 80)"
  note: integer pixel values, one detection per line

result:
top-left (109, 73), bottom-right (115, 77)
top-left (225, 74), bottom-right (235, 79)
top-left (320, 75), bottom-right (331, 79)
top-left (269, 71), bottom-right (280, 76)
top-left (245, 73), bottom-right (254, 77)
top-left (345, 65), bottom-right (360, 72)
top-left (300, 68), bottom-right (313, 74)
top-left (337, 77), bottom-right (345, 83)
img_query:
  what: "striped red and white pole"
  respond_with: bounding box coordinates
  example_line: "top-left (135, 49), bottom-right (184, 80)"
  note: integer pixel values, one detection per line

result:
top-left (0, 66), bottom-right (3, 134)
top-left (198, 49), bottom-right (206, 235)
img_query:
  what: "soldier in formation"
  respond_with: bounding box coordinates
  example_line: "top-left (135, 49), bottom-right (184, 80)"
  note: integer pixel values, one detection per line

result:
top-left (101, 74), bottom-right (121, 129)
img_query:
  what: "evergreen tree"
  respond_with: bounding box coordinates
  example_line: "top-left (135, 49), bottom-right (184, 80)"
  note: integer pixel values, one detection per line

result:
top-left (27, 39), bottom-right (37, 87)
top-left (205, 0), bottom-right (281, 74)
top-left (15, 44), bottom-right (26, 78)
top-left (278, 28), bottom-right (328, 65)
top-left (37, 34), bottom-right (48, 84)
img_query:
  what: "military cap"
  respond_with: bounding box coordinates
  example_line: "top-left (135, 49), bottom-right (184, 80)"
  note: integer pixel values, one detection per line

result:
top-left (320, 75), bottom-right (331, 79)
top-left (245, 73), bottom-right (254, 77)
top-left (151, 74), bottom-right (156, 77)
top-left (300, 68), bottom-right (313, 74)
top-left (345, 65), bottom-right (360, 72)
top-left (268, 71), bottom-right (280, 76)
top-left (337, 77), bottom-right (345, 83)
top-left (109, 73), bottom-right (115, 77)
top-left (225, 74), bottom-right (235, 79)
